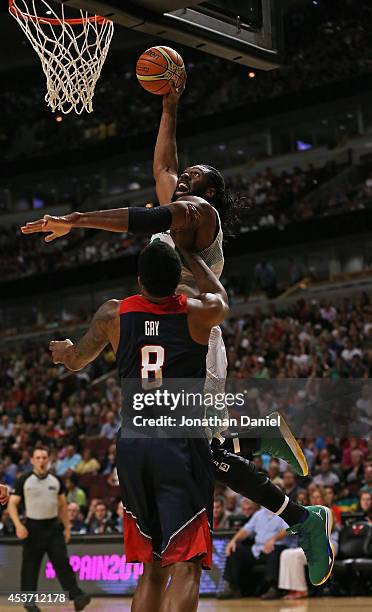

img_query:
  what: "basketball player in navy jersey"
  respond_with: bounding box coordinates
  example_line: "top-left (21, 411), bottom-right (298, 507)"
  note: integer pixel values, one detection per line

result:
top-left (22, 86), bottom-right (334, 588)
top-left (49, 240), bottom-right (228, 612)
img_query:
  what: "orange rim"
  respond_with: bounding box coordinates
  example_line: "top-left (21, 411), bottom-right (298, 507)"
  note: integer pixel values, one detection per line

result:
top-left (9, 0), bottom-right (109, 25)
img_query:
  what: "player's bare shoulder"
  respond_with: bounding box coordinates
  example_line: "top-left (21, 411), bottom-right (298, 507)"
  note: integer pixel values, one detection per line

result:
top-left (95, 299), bottom-right (120, 321)
top-left (174, 195), bottom-right (216, 225)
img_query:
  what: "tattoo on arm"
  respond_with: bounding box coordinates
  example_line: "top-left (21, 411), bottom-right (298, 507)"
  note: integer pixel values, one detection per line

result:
top-left (69, 303), bottom-right (114, 369)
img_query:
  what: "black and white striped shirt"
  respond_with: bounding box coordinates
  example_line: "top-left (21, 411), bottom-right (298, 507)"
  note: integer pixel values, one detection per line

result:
top-left (14, 472), bottom-right (65, 520)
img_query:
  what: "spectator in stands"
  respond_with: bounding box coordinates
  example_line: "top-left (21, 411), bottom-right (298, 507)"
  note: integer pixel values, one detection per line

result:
top-left (0, 415), bottom-right (14, 439)
top-left (283, 470), bottom-right (298, 501)
top-left (320, 302), bottom-right (338, 324)
top-left (240, 499), bottom-right (257, 519)
top-left (107, 465), bottom-right (119, 488)
top-left (65, 474), bottom-right (87, 507)
top-left (74, 449), bottom-right (100, 475)
top-left (100, 443), bottom-right (116, 475)
top-left (85, 415), bottom-right (101, 438)
top-left (109, 500), bottom-right (124, 534)
top-left (56, 444), bottom-right (81, 476)
top-left (341, 339), bottom-right (363, 363)
top-left (295, 490), bottom-right (309, 507)
top-left (267, 459), bottom-right (284, 488)
top-left (324, 436), bottom-right (342, 465)
top-left (345, 449), bottom-right (365, 492)
top-left (358, 491), bottom-right (372, 523)
top-left (61, 406), bottom-right (74, 429)
top-left (361, 464), bottom-right (372, 494)
top-left (217, 504), bottom-right (290, 600)
top-left (254, 262), bottom-right (279, 299)
top-left (303, 440), bottom-right (316, 471)
top-left (225, 489), bottom-right (238, 514)
top-left (313, 458), bottom-right (340, 488)
top-left (88, 501), bottom-right (112, 534)
top-left (228, 498), bottom-right (259, 530)
top-left (252, 357), bottom-right (270, 379)
top-left (2, 456), bottom-right (17, 487)
top-left (17, 450), bottom-right (32, 474)
top-left (100, 411), bottom-right (119, 440)
top-left (68, 502), bottom-right (88, 535)
top-left (213, 496), bottom-right (231, 530)
top-left (341, 437), bottom-right (368, 468)
top-left (323, 486), bottom-right (342, 526)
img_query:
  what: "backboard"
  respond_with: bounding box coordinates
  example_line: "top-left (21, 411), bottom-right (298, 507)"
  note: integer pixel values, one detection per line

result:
top-left (51, 0), bottom-right (284, 70)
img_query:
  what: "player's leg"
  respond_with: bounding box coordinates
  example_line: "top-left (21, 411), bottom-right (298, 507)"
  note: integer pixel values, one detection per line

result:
top-left (160, 558), bottom-right (202, 612)
top-left (151, 438), bottom-right (213, 611)
top-left (212, 440), bottom-right (307, 524)
top-left (131, 559), bottom-right (169, 612)
top-left (212, 442), bottom-right (334, 585)
top-left (287, 505), bottom-right (335, 586)
top-left (116, 435), bottom-right (163, 610)
top-left (206, 327), bottom-right (308, 476)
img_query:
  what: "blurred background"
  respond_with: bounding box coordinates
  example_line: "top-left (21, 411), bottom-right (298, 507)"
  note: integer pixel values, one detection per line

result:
top-left (1, 0), bottom-right (372, 601)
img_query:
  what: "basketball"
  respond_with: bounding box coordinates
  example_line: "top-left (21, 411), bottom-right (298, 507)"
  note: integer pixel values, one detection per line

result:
top-left (136, 46), bottom-right (186, 95)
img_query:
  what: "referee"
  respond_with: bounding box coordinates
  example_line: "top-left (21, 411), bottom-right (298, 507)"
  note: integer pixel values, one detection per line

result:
top-left (8, 445), bottom-right (91, 612)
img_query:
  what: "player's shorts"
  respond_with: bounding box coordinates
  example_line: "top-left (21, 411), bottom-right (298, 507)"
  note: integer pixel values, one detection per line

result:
top-left (204, 325), bottom-right (228, 437)
top-left (206, 325), bottom-right (227, 384)
top-left (116, 434), bottom-right (214, 569)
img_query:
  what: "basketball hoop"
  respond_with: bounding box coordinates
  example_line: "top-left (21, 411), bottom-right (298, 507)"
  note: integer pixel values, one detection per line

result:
top-left (8, 0), bottom-right (114, 114)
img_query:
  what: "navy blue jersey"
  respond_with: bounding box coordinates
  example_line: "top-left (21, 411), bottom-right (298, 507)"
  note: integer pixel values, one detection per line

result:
top-left (116, 294), bottom-right (208, 430)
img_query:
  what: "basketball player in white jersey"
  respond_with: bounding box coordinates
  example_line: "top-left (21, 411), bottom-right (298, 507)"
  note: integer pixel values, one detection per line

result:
top-left (21, 83), bottom-right (335, 590)
top-left (20, 82), bottom-right (309, 475)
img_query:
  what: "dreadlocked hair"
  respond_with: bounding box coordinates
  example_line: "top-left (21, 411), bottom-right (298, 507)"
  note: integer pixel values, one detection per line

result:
top-left (202, 165), bottom-right (248, 236)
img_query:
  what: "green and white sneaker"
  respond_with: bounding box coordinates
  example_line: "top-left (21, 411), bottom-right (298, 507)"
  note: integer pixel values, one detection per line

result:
top-left (260, 411), bottom-right (309, 476)
top-left (288, 505), bottom-right (335, 586)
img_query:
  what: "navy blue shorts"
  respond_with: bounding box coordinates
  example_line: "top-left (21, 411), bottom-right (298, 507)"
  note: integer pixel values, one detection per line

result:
top-left (116, 435), bottom-right (214, 568)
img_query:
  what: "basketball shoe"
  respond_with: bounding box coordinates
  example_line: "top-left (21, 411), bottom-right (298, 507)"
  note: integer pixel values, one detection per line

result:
top-left (220, 411), bottom-right (309, 476)
top-left (287, 505), bottom-right (335, 585)
top-left (259, 411), bottom-right (309, 476)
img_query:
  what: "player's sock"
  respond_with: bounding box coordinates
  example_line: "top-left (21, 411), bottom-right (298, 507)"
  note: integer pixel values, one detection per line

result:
top-left (276, 495), bottom-right (309, 526)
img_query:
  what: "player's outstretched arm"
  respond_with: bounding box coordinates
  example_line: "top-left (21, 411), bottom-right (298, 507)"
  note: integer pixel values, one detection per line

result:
top-left (153, 80), bottom-right (186, 205)
top-left (21, 198), bottom-right (206, 242)
top-left (49, 299), bottom-right (119, 371)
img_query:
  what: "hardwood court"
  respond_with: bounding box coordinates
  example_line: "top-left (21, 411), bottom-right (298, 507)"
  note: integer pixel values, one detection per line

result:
top-left (1, 597), bottom-right (371, 611)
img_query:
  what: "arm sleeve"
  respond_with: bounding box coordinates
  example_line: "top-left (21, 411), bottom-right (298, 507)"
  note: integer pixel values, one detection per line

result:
top-left (128, 206), bottom-right (172, 235)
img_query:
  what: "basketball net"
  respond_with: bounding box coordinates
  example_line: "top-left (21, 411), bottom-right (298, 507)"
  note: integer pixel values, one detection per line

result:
top-left (9, 0), bottom-right (114, 114)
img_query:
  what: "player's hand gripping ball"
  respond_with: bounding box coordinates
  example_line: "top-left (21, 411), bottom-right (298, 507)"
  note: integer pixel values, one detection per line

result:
top-left (136, 46), bottom-right (186, 95)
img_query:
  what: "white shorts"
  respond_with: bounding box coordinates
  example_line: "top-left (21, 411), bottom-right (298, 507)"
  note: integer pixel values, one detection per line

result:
top-left (204, 326), bottom-right (228, 437)
top-left (206, 325), bottom-right (227, 384)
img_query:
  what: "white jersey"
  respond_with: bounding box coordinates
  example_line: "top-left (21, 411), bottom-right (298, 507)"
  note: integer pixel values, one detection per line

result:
top-left (151, 206), bottom-right (227, 436)
top-left (151, 206), bottom-right (224, 297)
